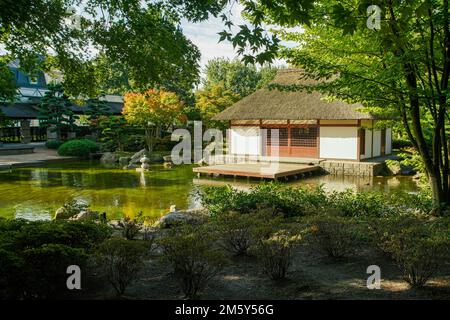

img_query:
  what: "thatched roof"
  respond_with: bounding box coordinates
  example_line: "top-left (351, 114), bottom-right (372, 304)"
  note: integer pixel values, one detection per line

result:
top-left (213, 69), bottom-right (375, 121)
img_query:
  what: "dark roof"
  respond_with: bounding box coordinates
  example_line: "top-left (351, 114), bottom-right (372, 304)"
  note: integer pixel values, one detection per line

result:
top-left (0, 102), bottom-right (124, 119)
top-left (0, 103), bottom-right (40, 119)
top-left (214, 69), bottom-right (375, 121)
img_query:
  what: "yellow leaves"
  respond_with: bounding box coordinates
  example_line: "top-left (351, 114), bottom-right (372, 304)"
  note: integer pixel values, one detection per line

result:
top-left (123, 88), bottom-right (184, 127)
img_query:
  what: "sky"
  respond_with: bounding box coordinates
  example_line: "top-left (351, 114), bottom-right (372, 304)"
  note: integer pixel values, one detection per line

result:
top-left (179, 3), bottom-right (293, 74)
top-left (180, 3), bottom-right (246, 72)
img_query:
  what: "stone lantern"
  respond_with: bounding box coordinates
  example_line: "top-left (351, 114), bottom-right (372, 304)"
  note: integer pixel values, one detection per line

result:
top-left (138, 155), bottom-right (150, 172)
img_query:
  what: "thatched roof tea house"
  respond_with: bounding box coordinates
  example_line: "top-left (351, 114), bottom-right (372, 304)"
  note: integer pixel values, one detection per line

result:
top-left (214, 69), bottom-right (392, 161)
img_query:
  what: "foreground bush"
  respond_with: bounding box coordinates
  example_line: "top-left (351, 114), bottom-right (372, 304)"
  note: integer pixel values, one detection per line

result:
top-left (45, 140), bottom-right (63, 149)
top-left (201, 184), bottom-right (431, 218)
top-left (307, 215), bottom-right (363, 259)
top-left (118, 216), bottom-right (142, 240)
top-left (212, 211), bottom-right (258, 256)
top-left (57, 139), bottom-right (99, 158)
top-left (201, 183), bottom-right (327, 217)
top-left (374, 217), bottom-right (450, 288)
top-left (251, 224), bottom-right (301, 280)
top-left (158, 225), bottom-right (227, 299)
top-left (95, 238), bottom-right (149, 296)
top-left (0, 219), bottom-right (111, 299)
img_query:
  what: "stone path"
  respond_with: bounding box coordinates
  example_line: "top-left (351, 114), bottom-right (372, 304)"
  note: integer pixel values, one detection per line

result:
top-left (0, 143), bottom-right (76, 169)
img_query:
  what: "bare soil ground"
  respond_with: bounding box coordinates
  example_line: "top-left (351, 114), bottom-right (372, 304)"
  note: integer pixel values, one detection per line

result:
top-left (83, 244), bottom-right (450, 300)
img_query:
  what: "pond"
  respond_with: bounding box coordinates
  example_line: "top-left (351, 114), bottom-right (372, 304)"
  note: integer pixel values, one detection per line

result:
top-left (0, 161), bottom-right (421, 220)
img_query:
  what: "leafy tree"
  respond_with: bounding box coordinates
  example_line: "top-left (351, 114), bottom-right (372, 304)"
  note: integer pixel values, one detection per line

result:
top-left (195, 83), bottom-right (240, 129)
top-left (258, 0), bottom-right (450, 213)
top-left (0, 60), bottom-right (17, 101)
top-left (123, 89), bottom-right (184, 152)
top-left (86, 95), bottom-right (111, 139)
top-left (203, 58), bottom-right (277, 97)
top-left (0, 0), bottom-right (203, 98)
top-left (99, 116), bottom-right (128, 152)
top-left (38, 83), bottom-right (77, 141)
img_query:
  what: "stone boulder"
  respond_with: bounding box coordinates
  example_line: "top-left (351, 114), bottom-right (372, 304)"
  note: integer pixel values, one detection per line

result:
top-left (155, 212), bottom-right (190, 228)
top-left (100, 152), bottom-right (119, 165)
top-left (129, 149), bottom-right (147, 165)
top-left (68, 210), bottom-right (100, 221)
top-left (385, 160), bottom-right (401, 175)
top-left (400, 165), bottom-right (415, 176)
top-left (154, 208), bottom-right (209, 228)
top-left (54, 207), bottom-right (71, 220)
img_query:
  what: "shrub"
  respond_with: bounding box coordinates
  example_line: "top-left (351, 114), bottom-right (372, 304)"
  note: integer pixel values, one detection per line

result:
top-left (45, 140), bottom-right (63, 149)
top-left (58, 139), bottom-right (99, 158)
top-left (307, 215), bottom-right (363, 259)
top-left (158, 225), bottom-right (227, 299)
top-left (392, 138), bottom-right (413, 149)
top-left (95, 238), bottom-right (149, 296)
top-left (251, 227), bottom-right (301, 280)
top-left (327, 190), bottom-right (398, 218)
top-left (0, 219), bottom-right (110, 299)
top-left (118, 216), bottom-right (142, 240)
top-left (373, 217), bottom-right (450, 288)
top-left (22, 244), bottom-right (88, 298)
top-left (212, 211), bottom-right (258, 256)
top-left (201, 183), bottom-right (327, 217)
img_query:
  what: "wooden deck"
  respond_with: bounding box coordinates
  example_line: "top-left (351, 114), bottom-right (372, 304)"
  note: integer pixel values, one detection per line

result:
top-left (193, 162), bottom-right (321, 180)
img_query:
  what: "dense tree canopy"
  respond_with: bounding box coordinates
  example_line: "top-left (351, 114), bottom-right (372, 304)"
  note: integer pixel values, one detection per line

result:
top-left (123, 89), bottom-right (184, 152)
top-left (203, 58), bottom-right (277, 98)
top-left (0, 0), bottom-right (207, 98)
top-left (195, 83), bottom-right (240, 129)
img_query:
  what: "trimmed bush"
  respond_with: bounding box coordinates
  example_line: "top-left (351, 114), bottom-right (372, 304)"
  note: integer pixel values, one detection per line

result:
top-left (251, 226), bottom-right (301, 280)
top-left (392, 138), bottom-right (413, 149)
top-left (95, 238), bottom-right (149, 296)
top-left (201, 183), bottom-right (327, 217)
top-left (307, 215), bottom-right (363, 259)
top-left (327, 190), bottom-right (398, 217)
top-left (45, 140), bottom-right (63, 149)
top-left (57, 139), bottom-right (99, 158)
top-left (0, 219), bottom-right (111, 299)
top-left (373, 217), bottom-right (450, 288)
top-left (158, 225), bottom-right (227, 299)
top-left (118, 216), bottom-right (142, 240)
top-left (212, 211), bottom-right (258, 256)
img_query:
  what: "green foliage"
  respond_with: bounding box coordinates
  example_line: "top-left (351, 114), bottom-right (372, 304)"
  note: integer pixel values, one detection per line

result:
top-left (38, 83), bottom-right (78, 141)
top-left (158, 225), bottom-right (227, 299)
top-left (201, 183), bottom-right (326, 217)
top-left (250, 224), bottom-right (301, 280)
top-left (373, 217), bottom-right (450, 288)
top-left (0, 219), bottom-right (111, 299)
top-left (85, 95), bottom-right (110, 137)
top-left (203, 58), bottom-right (277, 98)
top-left (392, 138), bottom-right (413, 150)
top-left (99, 116), bottom-right (128, 152)
top-left (0, 60), bottom-right (17, 101)
top-left (118, 216), bottom-right (142, 240)
top-left (306, 215), bottom-right (364, 259)
top-left (95, 238), bottom-right (149, 296)
top-left (22, 244), bottom-right (88, 298)
top-left (123, 89), bottom-right (184, 152)
top-left (1, 1), bottom-right (203, 98)
top-left (212, 211), bottom-right (259, 256)
top-left (195, 83), bottom-right (240, 129)
top-left (57, 139), bottom-right (99, 158)
top-left (327, 190), bottom-right (399, 218)
top-left (45, 140), bottom-right (63, 149)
